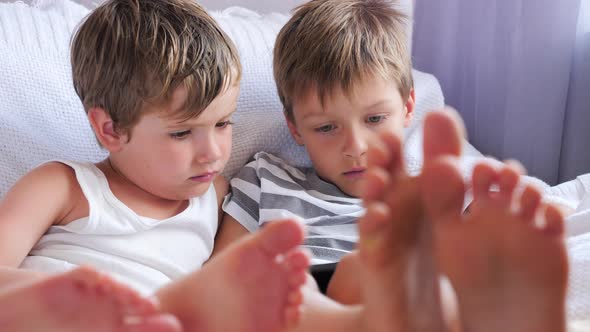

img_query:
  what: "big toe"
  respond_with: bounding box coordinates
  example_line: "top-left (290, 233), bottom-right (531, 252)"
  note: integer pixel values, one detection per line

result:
top-left (423, 109), bottom-right (465, 164)
top-left (422, 156), bottom-right (465, 224)
top-left (256, 219), bottom-right (306, 256)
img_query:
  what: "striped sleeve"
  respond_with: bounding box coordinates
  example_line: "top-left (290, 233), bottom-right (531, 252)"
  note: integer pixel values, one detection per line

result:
top-left (222, 160), bottom-right (263, 233)
top-left (224, 152), bottom-right (364, 264)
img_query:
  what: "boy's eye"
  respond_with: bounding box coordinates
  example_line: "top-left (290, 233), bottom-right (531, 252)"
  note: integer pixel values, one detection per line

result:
top-left (170, 130), bottom-right (191, 139)
top-left (315, 124), bottom-right (335, 133)
top-left (216, 120), bottom-right (234, 129)
top-left (367, 115), bottom-right (386, 124)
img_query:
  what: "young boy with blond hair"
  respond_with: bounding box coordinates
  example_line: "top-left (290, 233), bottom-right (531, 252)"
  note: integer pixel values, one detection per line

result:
top-left (0, 0), bottom-right (310, 331)
top-left (218, 0), bottom-right (415, 303)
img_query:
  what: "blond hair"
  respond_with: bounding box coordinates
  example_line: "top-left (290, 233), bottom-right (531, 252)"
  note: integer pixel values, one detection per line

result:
top-left (71, 0), bottom-right (241, 135)
top-left (274, 0), bottom-right (412, 121)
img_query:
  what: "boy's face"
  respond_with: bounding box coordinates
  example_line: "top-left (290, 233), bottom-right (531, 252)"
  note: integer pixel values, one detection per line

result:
top-left (112, 84), bottom-right (238, 200)
top-left (288, 76), bottom-right (414, 197)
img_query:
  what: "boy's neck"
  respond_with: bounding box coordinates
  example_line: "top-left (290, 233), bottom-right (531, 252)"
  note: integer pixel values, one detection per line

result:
top-left (97, 159), bottom-right (190, 220)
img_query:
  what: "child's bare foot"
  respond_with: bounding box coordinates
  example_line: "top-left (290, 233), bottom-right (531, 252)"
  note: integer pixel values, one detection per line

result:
top-left (423, 159), bottom-right (568, 332)
top-left (0, 266), bottom-right (181, 332)
top-left (357, 110), bottom-right (464, 332)
top-left (157, 219), bottom-right (309, 332)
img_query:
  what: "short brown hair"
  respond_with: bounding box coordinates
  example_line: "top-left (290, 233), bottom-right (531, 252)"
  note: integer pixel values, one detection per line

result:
top-left (274, 0), bottom-right (412, 121)
top-left (71, 0), bottom-right (241, 135)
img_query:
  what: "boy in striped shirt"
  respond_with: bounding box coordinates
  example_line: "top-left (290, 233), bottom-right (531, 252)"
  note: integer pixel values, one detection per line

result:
top-left (216, 0), bottom-right (417, 315)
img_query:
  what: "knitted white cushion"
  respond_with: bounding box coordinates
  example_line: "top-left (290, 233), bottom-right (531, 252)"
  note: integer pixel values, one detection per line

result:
top-left (0, 1), bottom-right (103, 199)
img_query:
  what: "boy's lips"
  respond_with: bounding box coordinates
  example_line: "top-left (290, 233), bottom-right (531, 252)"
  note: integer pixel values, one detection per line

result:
top-left (342, 168), bottom-right (366, 179)
top-left (190, 171), bottom-right (218, 183)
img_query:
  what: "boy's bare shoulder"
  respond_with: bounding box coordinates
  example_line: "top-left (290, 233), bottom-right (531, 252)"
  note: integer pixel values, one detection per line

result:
top-left (15, 162), bottom-right (85, 222)
top-left (0, 162), bottom-right (86, 267)
top-left (29, 162), bottom-right (79, 190)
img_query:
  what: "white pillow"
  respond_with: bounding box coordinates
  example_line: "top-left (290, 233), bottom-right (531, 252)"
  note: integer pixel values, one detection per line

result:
top-left (0, 1), bottom-right (443, 198)
top-left (211, 8), bottom-right (307, 178)
top-left (0, 1), bottom-right (103, 198)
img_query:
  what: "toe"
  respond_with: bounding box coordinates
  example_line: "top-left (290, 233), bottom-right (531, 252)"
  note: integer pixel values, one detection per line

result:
top-left (358, 202), bottom-right (391, 265)
top-left (363, 167), bottom-right (390, 202)
top-left (368, 134), bottom-right (395, 171)
top-left (423, 109), bottom-right (465, 164)
top-left (358, 202), bottom-right (390, 239)
top-left (378, 131), bottom-right (405, 176)
top-left (257, 219), bottom-right (305, 256)
top-left (284, 305), bottom-right (302, 329)
top-left (518, 185), bottom-right (542, 222)
top-left (422, 157), bottom-right (465, 224)
top-left (283, 250), bottom-right (310, 273)
top-left (543, 204), bottom-right (565, 236)
top-left (497, 163), bottom-right (522, 208)
top-left (472, 162), bottom-right (498, 202)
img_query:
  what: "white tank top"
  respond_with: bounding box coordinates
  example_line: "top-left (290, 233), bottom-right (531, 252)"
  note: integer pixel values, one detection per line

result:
top-left (20, 160), bottom-right (219, 294)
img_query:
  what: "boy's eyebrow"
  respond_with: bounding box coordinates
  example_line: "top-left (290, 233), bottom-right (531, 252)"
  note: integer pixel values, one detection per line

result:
top-left (301, 99), bottom-right (394, 120)
top-left (301, 111), bottom-right (328, 121)
top-left (220, 108), bottom-right (237, 119)
top-left (167, 108), bottom-right (237, 128)
top-left (363, 100), bottom-right (393, 110)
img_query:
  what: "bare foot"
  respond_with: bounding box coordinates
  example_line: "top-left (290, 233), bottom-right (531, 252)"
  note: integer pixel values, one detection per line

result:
top-left (423, 159), bottom-right (568, 332)
top-left (157, 219), bottom-right (310, 332)
top-left (0, 266), bottom-right (181, 332)
top-left (357, 109), bottom-right (464, 332)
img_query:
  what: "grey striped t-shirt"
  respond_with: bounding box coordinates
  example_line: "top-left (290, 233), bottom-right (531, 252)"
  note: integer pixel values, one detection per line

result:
top-left (222, 152), bottom-right (364, 264)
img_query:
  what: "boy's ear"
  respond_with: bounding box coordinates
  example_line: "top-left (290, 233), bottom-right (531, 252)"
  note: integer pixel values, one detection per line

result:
top-left (87, 107), bottom-right (127, 152)
top-left (284, 112), bottom-right (304, 146)
top-left (403, 88), bottom-right (416, 128)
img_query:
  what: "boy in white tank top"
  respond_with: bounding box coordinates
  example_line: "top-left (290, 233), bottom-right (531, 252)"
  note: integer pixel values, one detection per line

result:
top-left (0, 1), bottom-right (311, 331)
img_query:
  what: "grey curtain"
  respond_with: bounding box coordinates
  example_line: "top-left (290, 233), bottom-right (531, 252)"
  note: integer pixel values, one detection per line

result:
top-left (412, 0), bottom-right (590, 185)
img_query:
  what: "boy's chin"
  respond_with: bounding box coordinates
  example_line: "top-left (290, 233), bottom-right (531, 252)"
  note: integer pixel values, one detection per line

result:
top-left (188, 183), bottom-right (214, 197)
top-left (164, 182), bottom-right (212, 200)
top-left (337, 183), bottom-right (364, 198)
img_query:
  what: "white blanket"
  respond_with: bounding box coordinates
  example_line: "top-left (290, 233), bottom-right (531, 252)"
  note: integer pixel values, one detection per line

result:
top-left (555, 174), bottom-right (590, 320)
top-left (569, 226), bottom-right (590, 320)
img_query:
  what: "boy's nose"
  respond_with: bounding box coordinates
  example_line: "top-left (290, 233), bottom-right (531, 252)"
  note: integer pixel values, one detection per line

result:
top-left (194, 132), bottom-right (223, 164)
top-left (342, 127), bottom-right (368, 158)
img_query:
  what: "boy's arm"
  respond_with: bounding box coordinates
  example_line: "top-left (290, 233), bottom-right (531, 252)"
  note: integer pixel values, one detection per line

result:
top-left (211, 159), bottom-right (263, 259)
top-left (213, 175), bottom-right (229, 226)
top-left (212, 213), bottom-right (250, 257)
top-left (0, 163), bottom-right (79, 283)
top-left (210, 175), bottom-right (249, 258)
